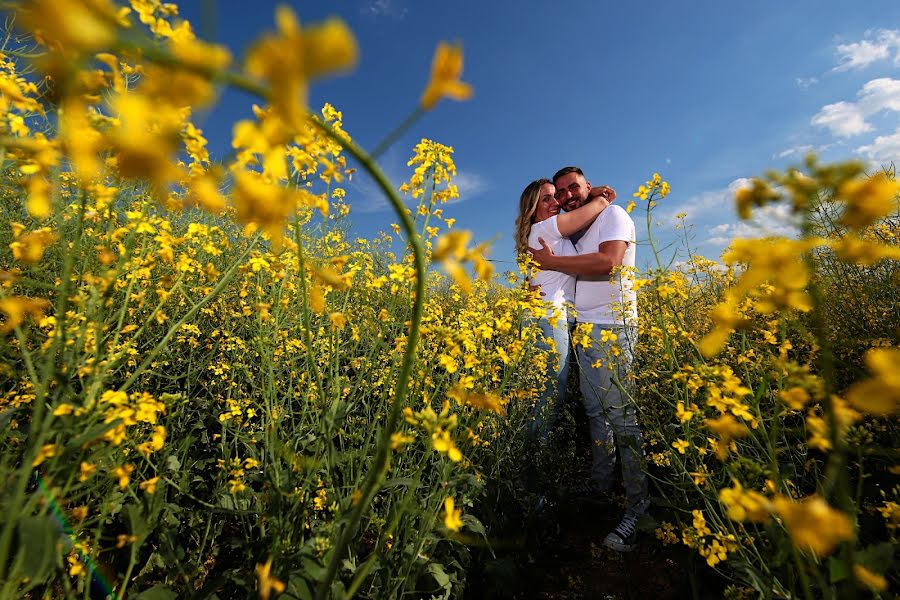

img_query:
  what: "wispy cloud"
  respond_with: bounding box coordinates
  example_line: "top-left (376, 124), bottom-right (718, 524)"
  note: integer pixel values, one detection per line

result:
top-left (448, 171), bottom-right (490, 204)
top-left (706, 204), bottom-right (801, 246)
top-left (856, 126), bottom-right (900, 164)
top-left (832, 29), bottom-right (900, 72)
top-left (811, 77), bottom-right (900, 137)
top-left (777, 144), bottom-right (814, 159)
top-left (796, 77), bottom-right (819, 89)
top-left (774, 141), bottom-right (841, 161)
top-left (361, 0), bottom-right (408, 19)
top-left (656, 178), bottom-right (751, 225)
top-left (348, 162), bottom-right (489, 214)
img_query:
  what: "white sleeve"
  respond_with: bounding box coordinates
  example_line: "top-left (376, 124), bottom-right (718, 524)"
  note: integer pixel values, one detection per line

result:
top-left (597, 206), bottom-right (635, 244)
top-left (529, 215), bottom-right (564, 244)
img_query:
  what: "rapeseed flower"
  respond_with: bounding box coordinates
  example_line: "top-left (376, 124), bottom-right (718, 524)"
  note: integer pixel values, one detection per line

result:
top-left (420, 42), bottom-right (472, 111)
top-left (772, 495), bottom-right (853, 557)
top-left (443, 496), bottom-right (463, 531)
top-left (255, 557), bottom-right (286, 600)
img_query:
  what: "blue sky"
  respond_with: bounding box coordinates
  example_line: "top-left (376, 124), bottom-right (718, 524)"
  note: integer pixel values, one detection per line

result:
top-left (179, 0), bottom-right (900, 271)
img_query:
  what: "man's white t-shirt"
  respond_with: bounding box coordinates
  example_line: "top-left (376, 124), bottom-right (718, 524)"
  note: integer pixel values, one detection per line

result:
top-left (574, 205), bottom-right (637, 325)
top-left (528, 216), bottom-right (577, 319)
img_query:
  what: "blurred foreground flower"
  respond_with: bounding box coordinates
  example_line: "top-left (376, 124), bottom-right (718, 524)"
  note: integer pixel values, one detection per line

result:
top-left (420, 42), bottom-right (473, 110)
top-left (772, 495), bottom-right (853, 557)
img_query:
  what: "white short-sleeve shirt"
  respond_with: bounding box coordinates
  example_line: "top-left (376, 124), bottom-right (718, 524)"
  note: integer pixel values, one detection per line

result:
top-left (574, 205), bottom-right (637, 325)
top-left (528, 216), bottom-right (577, 319)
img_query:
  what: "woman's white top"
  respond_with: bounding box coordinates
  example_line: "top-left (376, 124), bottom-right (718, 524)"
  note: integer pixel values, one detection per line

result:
top-left (527, 215), bottom-right (576, 319)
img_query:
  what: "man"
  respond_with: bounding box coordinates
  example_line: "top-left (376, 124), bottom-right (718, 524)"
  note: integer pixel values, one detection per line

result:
top-left (530, 166), bottom-right (649, 552)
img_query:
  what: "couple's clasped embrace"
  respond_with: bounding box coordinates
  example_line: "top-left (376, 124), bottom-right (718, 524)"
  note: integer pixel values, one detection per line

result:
top-left (514, 166), bottom-right (649, 553)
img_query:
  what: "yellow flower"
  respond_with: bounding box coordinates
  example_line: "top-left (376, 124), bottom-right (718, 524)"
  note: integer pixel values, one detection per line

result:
top-left (112, 464), bottom-right (135, 489)
top-left (719, 481), bottom-right (772, 523)
top-left (443, 496), bottom-right (463, 532)
top-left (672, 439), bottom-right (690, 454)
top-left (21, 0), bottom-right (122, 54)
top-left (245, 7), bottom-right (357, 128)
top-left (433, 230), bottom-right (472, 262)
top-left (329, 312), bottom-right (347, 330)
top-left (432, 429), bottom-right (462, 462)
top-left (0, 296), bottom-right (51, 334)
top-left (139, 476), bottom-right (160, 495)
top-left (32, 443), bottom-right (58, 467)
top-left (390, 431), bottom-right (415, 449)
top-left (675, 401), bottom-right (696, 424)
top-left (837, 173), bottom-right (900, 231)
top-left (778, 387), bottom-right (809, 411)
top-left (704, 414), bottom-right (748, 460)
top-left (9, 227), bottom-right (57, 265)
top-left (463, 391), bottom-right (506, 415)
top-left (255, 557), bottom-right (286, 600)
top-left (853, 564), bottom-right (887, 592)
top-left (845, 347), bottom-right (900, 415)
top-left (79, 461), bottom-right (96, 482)
top-left (772, 495), bottom-right (853, 557)
top-left (53, 403), bottom-right (75, 416)
top-left (229, 478), bottom-right (246, 493)
top-left (420, 42), bottom-right (473, 110)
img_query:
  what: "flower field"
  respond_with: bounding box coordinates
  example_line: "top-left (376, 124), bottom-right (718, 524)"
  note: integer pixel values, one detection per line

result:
top-left (0, 1), bottom-right (898, 598)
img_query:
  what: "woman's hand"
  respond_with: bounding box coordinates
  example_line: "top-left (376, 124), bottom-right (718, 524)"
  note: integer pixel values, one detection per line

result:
top-left (589, 185), bottom-right (616, 203)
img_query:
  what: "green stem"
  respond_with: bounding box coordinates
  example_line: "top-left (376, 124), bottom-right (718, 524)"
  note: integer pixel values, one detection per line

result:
top-left (371, 107), bottom-right (425, 160)
top-left (309, 119), bottom-right (426, 600)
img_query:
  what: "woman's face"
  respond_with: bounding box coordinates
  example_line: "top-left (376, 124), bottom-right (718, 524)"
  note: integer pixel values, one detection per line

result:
top-left (533, 183), bottom-right (559, 223)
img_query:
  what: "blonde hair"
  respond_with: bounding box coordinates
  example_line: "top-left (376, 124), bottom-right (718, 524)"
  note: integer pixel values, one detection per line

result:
top-left (513, 178), bottom-right (551, 256)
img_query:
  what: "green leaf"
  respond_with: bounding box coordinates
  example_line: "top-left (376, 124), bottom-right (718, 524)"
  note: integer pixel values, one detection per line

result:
top-left (426, 562), bottom-right (452, 598)
top-left (856, 542), bottom-right (894, 572)
top-left (382, 477), bottom-right (418, 491)
top-left (301, 556), bottom-right (327, 582)
top-left (133, 584), bottom-right (178, 600)
top-left (126, 504), bottom-right (149, 540)
top-left (829, 556), bottom-right (850, 583)
top-left (462, 514), bottom-right (486, 537)
top-left (66, 421), bottom-right (120, 449)
top-left (17, 515), bottom-right (57, 584)
top-left (165, 454), bottom-right (181, 472)
top-left (288, 576), bottom-right (313, 600)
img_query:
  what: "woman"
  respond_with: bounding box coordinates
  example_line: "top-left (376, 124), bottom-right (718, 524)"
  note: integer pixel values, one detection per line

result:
top-left (514, 178), bottom-right (611, 445)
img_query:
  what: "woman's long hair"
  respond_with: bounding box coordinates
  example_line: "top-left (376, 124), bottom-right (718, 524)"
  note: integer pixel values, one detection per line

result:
top-left (513, 178), bottom-right (552, 256)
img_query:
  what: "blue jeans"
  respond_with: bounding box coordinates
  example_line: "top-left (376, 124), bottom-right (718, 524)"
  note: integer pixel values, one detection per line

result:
top-left (576, 324), bottom-right (649, 515)
top-left (528, 316), bottom-right (574, 445)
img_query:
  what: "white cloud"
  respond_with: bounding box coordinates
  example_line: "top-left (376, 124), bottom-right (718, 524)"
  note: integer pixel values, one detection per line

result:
top-left (450, 171), bottom-right (490, 203)
top-left (811, 77), bottom-right (900, 138)
top-left (349, 167), bottom-right (488, 213)
top-left (856, 126), bottom-right (900, 164)
top-left (857, 77), bottom-right (900, 113)
top-left (706, 204), bottom-right (801, 245)
top-left (796, 77), bottom-right (819, 89)
top-left (775, 141), bottom-right (841, 160)
top-left (833, 29), bottom-right (900, 72)
top-left (362, 0), bottom-right (408, 19)
top-left (811, 101), bottom-right (872, 137)
top-left (777, 144), bottom-right (814, 159)
top-left (656, 178), bottom-right (751, 225)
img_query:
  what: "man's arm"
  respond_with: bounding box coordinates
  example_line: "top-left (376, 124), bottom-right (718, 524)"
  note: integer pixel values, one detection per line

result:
top-left (529, 239), bottom-right (628, 277)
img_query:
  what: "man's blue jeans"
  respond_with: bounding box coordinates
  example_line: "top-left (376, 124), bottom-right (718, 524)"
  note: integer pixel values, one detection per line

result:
top-left (529, 316), bottom-right (574, 445)
top-left (576, 324), bottom-right (649, 515)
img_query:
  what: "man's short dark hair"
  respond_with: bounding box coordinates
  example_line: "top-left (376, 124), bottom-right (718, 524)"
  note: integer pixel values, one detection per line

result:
top-left (552, 166), bottom-right (584, 184)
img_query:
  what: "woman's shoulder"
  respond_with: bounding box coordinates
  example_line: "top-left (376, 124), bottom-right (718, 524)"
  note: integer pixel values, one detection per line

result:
top-left (528, 216), bottom-right (562, 240)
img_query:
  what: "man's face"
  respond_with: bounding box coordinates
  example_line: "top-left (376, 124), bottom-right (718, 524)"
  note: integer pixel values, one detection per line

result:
top-left (554, 172), bottom-right (591, 211)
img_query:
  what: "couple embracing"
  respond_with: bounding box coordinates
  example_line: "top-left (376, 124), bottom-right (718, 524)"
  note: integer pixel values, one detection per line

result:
top-left (514, 167), bottom-right (649, 552)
